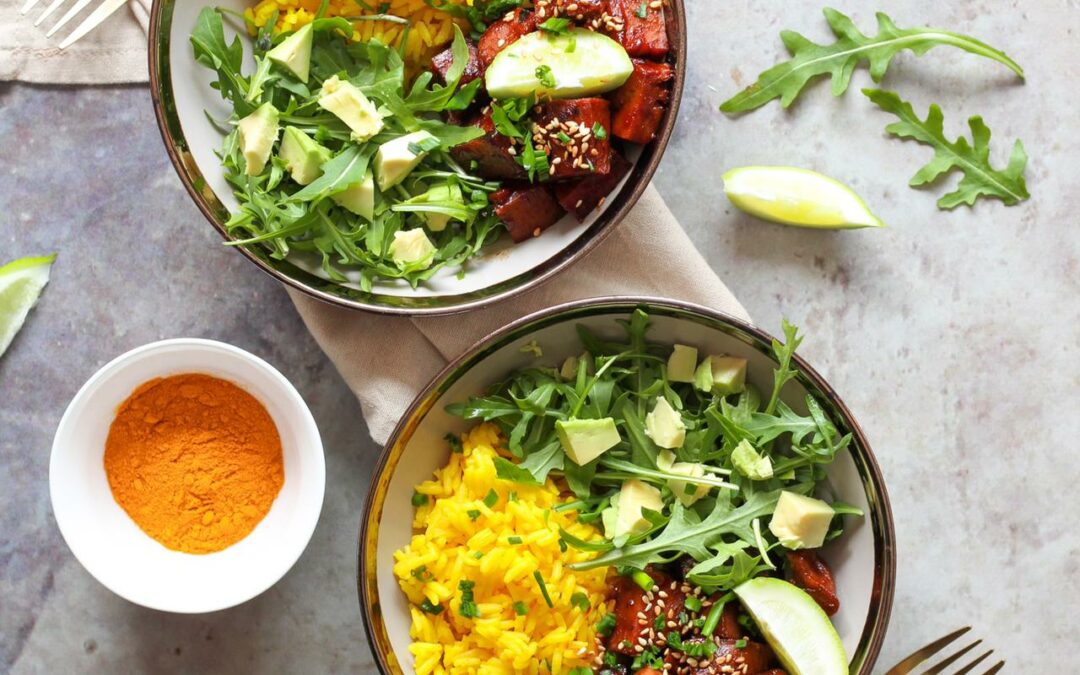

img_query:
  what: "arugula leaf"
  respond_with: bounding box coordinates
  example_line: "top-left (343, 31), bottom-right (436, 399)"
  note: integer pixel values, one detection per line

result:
top-left (720, 7), bottom-right (1024, 114)
top-left (765, 319), bottom-right (802, 416)
top-left (289, 145), bottom-right (374, 203)
top-left (864, 89), bottom-right (1030, 208)
top-left (571, 490), bottom-right (780, 570)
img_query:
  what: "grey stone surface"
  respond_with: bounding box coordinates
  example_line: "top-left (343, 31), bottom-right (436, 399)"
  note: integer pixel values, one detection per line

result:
top-left (1, 2), bottom-right (1078, 673)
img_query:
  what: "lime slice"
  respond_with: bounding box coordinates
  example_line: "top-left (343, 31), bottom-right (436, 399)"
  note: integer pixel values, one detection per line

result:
top-left (0, 254), bottom-right (57, 358)
top-left (723, 166), bottom-right (885, 229)
top-left (733, 577), bottom-right (847, 675)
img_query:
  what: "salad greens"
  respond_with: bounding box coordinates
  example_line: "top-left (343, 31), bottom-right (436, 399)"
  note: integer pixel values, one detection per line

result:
top-left (191, 8), bottom-right (502, 289)
top-left (448, 309), bottom-right (858, 594)
top-left (864, 89), bottom-right (1030, 208)
top-left (720, 7), bottom-right (1023, 114)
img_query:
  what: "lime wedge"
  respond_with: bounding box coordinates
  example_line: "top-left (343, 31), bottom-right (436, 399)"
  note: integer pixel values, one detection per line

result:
top-left (0, 254), bottom-right (57, 358)
top-left (723, 166), bottom-right (885, 229)
top-left (734, 577), bottom-right (847, 675)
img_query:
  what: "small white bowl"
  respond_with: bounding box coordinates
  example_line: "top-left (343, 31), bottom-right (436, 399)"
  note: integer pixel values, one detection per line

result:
top-left (51, 338), bottom-right (325, 614)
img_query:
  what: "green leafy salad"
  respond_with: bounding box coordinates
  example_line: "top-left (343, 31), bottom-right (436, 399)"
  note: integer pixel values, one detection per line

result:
top-left (190, 8), bottom-right (497, 289)
top-left (449, 310), bottom-right (863, 593)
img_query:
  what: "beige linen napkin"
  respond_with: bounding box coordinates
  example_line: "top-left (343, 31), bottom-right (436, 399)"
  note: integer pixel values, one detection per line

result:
top-left (0, 0), bottom-right (150, 83)
top-left (291, 185), bottom-right (749, 445)
top-left (4, 5), bottom-right (749, 444)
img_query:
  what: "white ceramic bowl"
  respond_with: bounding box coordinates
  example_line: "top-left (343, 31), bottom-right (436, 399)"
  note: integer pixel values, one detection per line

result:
top-left (359, 298), bottom-right (895, 674)
top-left (149, 0), bottom-right (686, 314)
top-left (51, 339), bottom-right (325, 613)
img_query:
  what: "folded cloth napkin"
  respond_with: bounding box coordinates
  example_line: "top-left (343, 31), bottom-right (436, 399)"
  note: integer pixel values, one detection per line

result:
top-left (290, 185), bottom-right (749, 445)
top-left (3, 3), bottom-right (749, 444)
top-left (0, 0), bottom-right (151, 83)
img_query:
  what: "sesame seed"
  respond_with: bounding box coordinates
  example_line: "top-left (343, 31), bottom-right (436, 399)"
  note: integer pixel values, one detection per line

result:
top-left (532, 227), bottom-right (542, 237)
top-left (575, 199), bottom-right (583, 208)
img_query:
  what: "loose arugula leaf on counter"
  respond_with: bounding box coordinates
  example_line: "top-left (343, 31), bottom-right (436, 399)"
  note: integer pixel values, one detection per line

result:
top-left (864, 89), bottom-right (1030, 208)
top-left (720, 8), bottom-right (1024, 114)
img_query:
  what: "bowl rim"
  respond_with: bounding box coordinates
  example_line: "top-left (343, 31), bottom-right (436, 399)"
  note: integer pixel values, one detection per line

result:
top-left (356, 296), bottom-right (897, 674)
top-left (49, 337), bottom-right (326, 614)
top-left (147, 0), bottom-right (688, 316)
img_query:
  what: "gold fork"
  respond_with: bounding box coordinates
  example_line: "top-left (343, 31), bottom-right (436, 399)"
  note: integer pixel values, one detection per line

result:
top-left (886, 626), bottom-right (1006, 674)
top-left (20, 0), bottom-right (129, 49)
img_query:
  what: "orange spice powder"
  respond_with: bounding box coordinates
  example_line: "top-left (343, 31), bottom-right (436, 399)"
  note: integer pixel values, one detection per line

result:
top-left (104, 373), bottom-right (285, 554)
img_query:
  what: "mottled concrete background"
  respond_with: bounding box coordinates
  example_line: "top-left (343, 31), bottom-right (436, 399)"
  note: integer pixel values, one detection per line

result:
top-left (2, 1), bottom-right (1078, 672)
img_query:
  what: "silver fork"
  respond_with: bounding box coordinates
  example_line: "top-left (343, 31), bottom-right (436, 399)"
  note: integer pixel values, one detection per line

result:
top-left (886, 626), bottom-right (1006, 674)
top-left (20, 0), bottom-right (129, 49)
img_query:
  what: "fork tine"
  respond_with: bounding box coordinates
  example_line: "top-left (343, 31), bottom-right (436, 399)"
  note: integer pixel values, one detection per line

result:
top-left (952, 650), bottom-right (993, 675)
top-left (981, 661), bottom-right (1006, 675)
top-left (46, 0), bottom-right (93, 37)
top-left (33, 0), bottom-right (69, 26)
top-left (923, 639), bottom-right (983, 674)
top-left (20, 0), bottom-right (44, 14)
top-left (58, 0), bottom-right (127, 49)
top-left (884, 626), bottom-right (973, 675)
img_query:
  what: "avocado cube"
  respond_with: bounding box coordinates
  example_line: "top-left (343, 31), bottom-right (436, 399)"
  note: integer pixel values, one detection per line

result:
top-left (667, 461), bottom-right (708, 507)
top-left (237, 102), bottom-right (280, 176)
top-left (267, 23), bottom-right (313, 83)
top-left (556, 417), bottom-right (620, 466)
top-left (666, 344), bottom-right (698, 383)
top-left (644, 396), bottom-right (685, 449)
top-left (374, 131), bottom-right (438, 191)
top-left (319, 75), bottom-right (383, 141)
top-left (332, 169), bottom-right (376, 221)
top-left (693, 355), bottom-right (747, 396)
top-left (279, 127), bottom-right (331, 186)
top-left (605, 479), bottom-right (663, 539)
top-left (731, 439), bottom-right (773, 481)
top-left (388, 229), bottom-right (436, 268)
top-left (768, 491), bottom-right (835, 550)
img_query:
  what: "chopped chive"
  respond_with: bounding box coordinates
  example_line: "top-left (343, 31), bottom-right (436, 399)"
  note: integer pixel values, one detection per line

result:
top-left (482, 489), bottom-right (498, 508)
top-left (508, 491), bottom-right (518, 502)
top-left (653, 613), bottom-right (665, 630)
top-left (473, 551), bottom-right (484, 559)
top-left (570, 592), bottom-right (590, 612)
top-left (702, 592), bottom-right (734, 636)
top-left (631, 570), bottom-right (655, 592)
top-left (592, 122), bottom-right (607, 140)
top-left (410, 565), bottom-right (432, 581)
top-left (411, 491), bottom-right (429, 507)
top-left (532, 571), bottom-right (554, 608)
top-left (596, 612), bottom-right (617, 636)
top-left (513, 601), bottom-right (528, 616)
top-left (685, 595), bottom-right (702, 612)
top-left (458, 580), bottom-right (479, 618)
top-left (445, 432), bottom-right (463, 453)
top-left (508, 536), bottom-right (523, 545)
top-left (735, 638), bottom-right (748, 649)
top-left (636, 1), bottom-right (648, 18)
top-left (557, 131), bottom-right (572, 144)
top-left (467, 509), bottom-right (481, 521)
top-left (558, 538), bottom-right (568, 553)
top-left (420, 599), bottom-right (444, 615)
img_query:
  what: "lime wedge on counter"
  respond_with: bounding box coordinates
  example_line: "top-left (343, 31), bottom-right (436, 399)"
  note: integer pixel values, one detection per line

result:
top-left (734, 577), bottom-right (847, 675)
top-left (723, 166), bottom-right (885, 229)
top-left (0, 254), bottom-right (56, 358)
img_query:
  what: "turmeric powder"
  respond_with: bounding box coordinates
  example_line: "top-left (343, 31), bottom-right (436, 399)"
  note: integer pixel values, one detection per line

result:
top-left (104, 373), bottom-right (284, 554)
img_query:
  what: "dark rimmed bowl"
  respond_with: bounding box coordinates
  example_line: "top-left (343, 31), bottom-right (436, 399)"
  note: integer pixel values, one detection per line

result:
top-left (358, 297), bottom-right (896, 674)
top-left (148, 1), bottom-right (687, 316)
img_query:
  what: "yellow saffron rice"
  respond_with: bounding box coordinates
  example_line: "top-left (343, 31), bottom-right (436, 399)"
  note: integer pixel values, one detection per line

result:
top-left (393, 423), bottom-right (613, 675)
top-left (246, 0), bottom-right (469, 66)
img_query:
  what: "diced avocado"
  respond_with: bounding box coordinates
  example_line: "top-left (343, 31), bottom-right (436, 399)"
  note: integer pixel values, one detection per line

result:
top-left (319, 75), bottom-right (384, 141)
top-left (374, 131), bottom-right (438, 191)
top-left (656, 450), bottom-right (710, 506)
top-left (559, 355), bottom-right (579, 381)
top-left (694, 355), bottom-right (748, 395)
top-left (731, 439), bottom-right (773, 480)
top-left (556, 417), bottom-right (620, 466)
top-left (332, 169), bottom-right (376, 221)
top-left (237, 102), bottom-right (280, 176)
top-left (267, 23), bottom-right (313, 83)
top-left (768, 491), bottom-right (835, 550)
top-left (417, 184), bottom-right (464, 233)
top-left (603, 480), bottom-right (663, 540)
top-left (644, 396), bottom-right (685, 449)
top-left (667, 344), bottom-right (698, 384)
top-left (278, 127), bottom-right (331, 186)
top-left (388, 229), bottom-right (436, 268)
top-left (486, 29), bottom-right (633, 100)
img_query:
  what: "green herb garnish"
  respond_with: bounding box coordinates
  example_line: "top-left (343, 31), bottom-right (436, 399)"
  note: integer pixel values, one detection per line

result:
top-left (508, 536), bottom-right (523, 545)
top-left (864, 88), bottom-right (1029, 208)
top-left (539, 17), bottom-right (572, 35)
top-left (535, 65), bottom-right (557, 88)
top-left (596, 612), bottom-right (617, 636)
top-left (411, 491), bottom-right (429, 507)
top-left (467, 509), bottom-right (481, 521)
top-left (591, 122), bottom-right (607, 140)
top-left (570, 592), bottom-right (590, 612)
top-left (420, 599), bottom-right (444, 615)
top-left (635, 1), bottom-right (648, 18)
top-left (482, 488), bottom-right (498, 508)
top-left (458, 580), bottom-right (479, 618)
top-left (720, 8), bottom-right (1023, 114)
top-left (513, 601), bottom-right (528, 616)
top-left (532, 571), bottom-right (554, 608)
